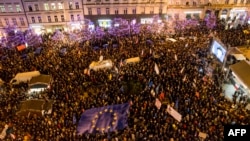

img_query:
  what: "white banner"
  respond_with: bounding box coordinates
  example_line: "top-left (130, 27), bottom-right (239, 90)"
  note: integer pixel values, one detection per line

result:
top-left (167, 105), bottom-right (182, 122)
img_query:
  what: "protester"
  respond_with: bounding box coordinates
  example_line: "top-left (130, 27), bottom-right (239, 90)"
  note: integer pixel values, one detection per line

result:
top-left (0, 20), bottom-right (249, 141)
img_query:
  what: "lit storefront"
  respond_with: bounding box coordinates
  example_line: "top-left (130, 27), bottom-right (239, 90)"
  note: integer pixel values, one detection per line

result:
top-left (29, 25), bottom-right (44, 35)
top-left (141, 18), bottom-right (153, 24)
top-left (184, 11), bottom-right (202, 20)
top-left (220, 9), bottom-right (228, 20)
top-left (229, 8), bottom-right (247, 25)
top-left (98, 19), bottom-right (112, 28)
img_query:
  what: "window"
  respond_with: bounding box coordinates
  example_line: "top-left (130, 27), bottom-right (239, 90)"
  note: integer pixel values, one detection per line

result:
top-left (71, 15), bottom-right (74, 21)
top-left (150, 9), bottom-right (154, 14)
top-left (106, 8), bottom-right (110, 15)
top-left (12, 18), bottom-right (17, 25)
top-left (8, 5), bottom-right (13, 12)
top-left (88, 8), bottom-right (92, 15)
top-left (51, 3), bottom-right (56, 10)
top-left (20, 18), bottom-right (25, 26)
top-left (54, 16), bottom-right (58, 22)
top-left (75, 2), bottom-right (79, 9)
top-left (35, 4), bottom-right (39, 11)
top-left (159, 8), bottom-right (162, 14)
top-left (44, 3), bottom-right (49, 10)
top-left (58, 3), bottom-right (63, 9)
top-left (61, 15), bottom-right (65, 22)
top-left (247, 0), bottom-right (250, 4)
top-left (124, 8), bottom-right (127, 14)
top-left (132, 8), bottom-right (136, 14)
top-left (0, 5), bottom-right (6, 12)
top-left (240, 0), bottom-right (244, 4)
top-left (16, 4), bottom-right (21, 12)
top-left (141, 7), bottom-right (145, 14)
top-left (48, 16), bottom-right (51, 22)
top-left (0, 20), bottom-right (3, 27)
top-left (97, 8), bottom-right (101, 15)
top-left (4, 18), bottom-right (9, 25)
top-left (69, 2), bottom-right (73, 9)
top-left (28, 5), bottom-right (33, 11)
top-left (225, 0), bottom-right (229, 4)
top-left (38, 16), bottom-right (42, 23)
top-left (115, 9), bottom-right (118, 14)
top-left (31, 17), bottom-right (35, 23)
top-left (77, 14), bottom-right (81, 21)
top-left (234, 0), bottom-right (238, 4)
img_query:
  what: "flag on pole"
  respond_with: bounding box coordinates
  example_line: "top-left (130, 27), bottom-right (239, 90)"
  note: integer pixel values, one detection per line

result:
top-left (180, 67), bottom-right (185, 74)
top-left (182, 75), bottom-right (186, 82)
top-left (155, 98), bottom-right (162, 110)
top-left (174, 54), bottom-right (178, 61)
top-left (154, 63), bottom-right (160, 75)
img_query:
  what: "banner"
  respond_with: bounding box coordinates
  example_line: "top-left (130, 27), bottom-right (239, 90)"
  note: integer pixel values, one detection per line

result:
top-left (167, 105), bottom-right (182, 122)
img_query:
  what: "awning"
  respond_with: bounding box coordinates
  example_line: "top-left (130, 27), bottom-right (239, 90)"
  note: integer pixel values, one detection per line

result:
top-left (232, 54), bottom-right (246, 61)
top-left (29, 75), bottom-right (52, 86)
top-left (230, 60), bottom-right (250, 89)
top-left (16, 100), bottom-right (53, 116)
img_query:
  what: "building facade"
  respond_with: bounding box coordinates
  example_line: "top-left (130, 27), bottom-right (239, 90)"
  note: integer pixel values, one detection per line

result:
top-left (0, 0), bottom-right (28, 37)
top-left (23, 0), bottom-right (84, 34)
top-left (83, 0), bottom-right (168, 28)
top-left (0, 0), bottom-right (250, 35)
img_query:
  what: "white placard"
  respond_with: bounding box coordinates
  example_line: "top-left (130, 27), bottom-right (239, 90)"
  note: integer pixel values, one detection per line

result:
top-left (167, 105), bottom-right (182, 122)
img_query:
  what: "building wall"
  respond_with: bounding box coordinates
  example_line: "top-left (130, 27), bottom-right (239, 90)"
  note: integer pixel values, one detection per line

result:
top-left (0, 0), bottom-right (250, 34)
top-left (0, 0), bottom-right (28, 34)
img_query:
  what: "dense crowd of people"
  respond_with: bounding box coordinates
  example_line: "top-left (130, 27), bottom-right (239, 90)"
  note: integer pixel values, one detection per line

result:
top-left (0, 19), bottom-right (250, 141)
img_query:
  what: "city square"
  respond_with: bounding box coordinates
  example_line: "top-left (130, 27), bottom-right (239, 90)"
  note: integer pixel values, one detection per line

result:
top-left (0, 0), bottom-right (250, 141)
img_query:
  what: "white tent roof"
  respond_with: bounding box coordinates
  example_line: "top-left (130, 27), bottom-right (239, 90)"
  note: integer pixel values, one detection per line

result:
top-left (232, 54), bottom-right (246, 61)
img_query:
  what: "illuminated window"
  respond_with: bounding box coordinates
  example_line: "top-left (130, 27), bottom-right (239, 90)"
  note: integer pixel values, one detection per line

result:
top-left (106, 8), bottom-right (110, 15)
top-left (71, 14), bottom-right (74, 21)
top-left (54, 16), bottom-right (58, 22)
top-left (0, 5), bottom-right (6, 12)
top-left (48, 16), bottom-right (51, 22)
top-left (225, 0), bottom-right (229, 4)
top-left (61, 15), bottom-right (65, 22)
top-left (20, 18), bottom-right (25, 26)
top-left (31, 17), bottom-right (35, 23)
top-left (234, 0), bottom-right (238, 4)
top-left (88, 8), bottom-right (92, 15)
top-left (58, 3), bottom-right (63, 9)
top-left (44, 3), bottom-right (49, 10)
top-left (35, 4), bottom-right (39, 11)
top-left (69, 2), bottom-right (73, 9)
top-left (75, 2), bottom-right (79, 9)
top-left (51, 3), bottom-right (56, 10)
top-left (38, 16), bottom-right (42, 23)
top-left (16, 5), bottom-right (21, 12)
top-left (8, 5), bottom-right (13, 12)
top-left (4, 18), bottom-right (9, 25)
top-left (12, 18), bottom-right (17, 25)
top-left (28, 5), bottom-right (33, 11)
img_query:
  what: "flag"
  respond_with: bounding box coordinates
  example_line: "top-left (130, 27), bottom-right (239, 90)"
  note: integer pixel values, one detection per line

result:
top-left (154, 63), bottom-right (160, 75)
top-left (180, 67), bottom-right (185, 74)
top-left (167, 105), bottom-right (182, 122)
top-left (77, 103), bottom-right (130, 134)
top-left (73, 114), bottom-right (77, 124)
top-left (155, 98), bottom-right (162, 110)
top-left (174, 54), bottom-right (178, 61)
top-left (0, 124), bottom-right (8, 140)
